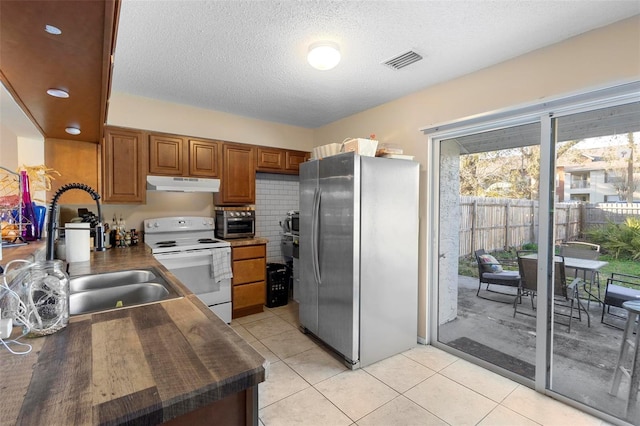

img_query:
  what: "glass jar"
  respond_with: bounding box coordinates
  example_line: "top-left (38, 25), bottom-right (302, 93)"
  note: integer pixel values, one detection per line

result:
top-left (21, 260), bottom-right (69, 337)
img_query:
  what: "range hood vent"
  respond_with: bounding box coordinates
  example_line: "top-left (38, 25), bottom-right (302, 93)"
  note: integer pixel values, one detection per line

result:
top-left (382, 50), bottom-right (423, 70)
top-left (146, 175), bottom-right (220, 192)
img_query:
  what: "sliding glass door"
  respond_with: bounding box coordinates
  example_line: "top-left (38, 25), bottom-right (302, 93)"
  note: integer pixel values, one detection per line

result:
top-left (436, 121), bottom-right (542, 382)
top-left (429, 84), bottom-right (640, 424)
top-left (549, 101), bottom-right (640, 423)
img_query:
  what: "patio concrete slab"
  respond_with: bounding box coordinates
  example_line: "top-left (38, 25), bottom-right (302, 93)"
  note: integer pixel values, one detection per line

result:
top-left (436, 275), bottom-right (639, 423)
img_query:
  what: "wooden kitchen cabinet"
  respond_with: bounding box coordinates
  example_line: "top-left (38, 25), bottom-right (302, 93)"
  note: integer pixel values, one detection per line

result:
top-left (232, 244), bottom-right (266, 318)
top-left (189, 138), bottom-right (221, 177)
top-left (149, 133), bottom-right (221, 178)
top-left (149, 133), bottom-right (186, 176)
top-left (285, 150), bottom-right (310, 172)
top-left (256, 147), bottom-right (284, 171)
top-left (255, 146), bottom-right (310, 174)
top-left (215, 143), bottom-right (256, 205)
top-left (102, 127), bottom-right (146, 203)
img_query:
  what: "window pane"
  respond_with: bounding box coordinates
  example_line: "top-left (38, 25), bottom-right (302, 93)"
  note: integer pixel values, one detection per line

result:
top-left (437, 121), bottom-right (541, 381)
top-left (551, 101), bottom-right (640, 423)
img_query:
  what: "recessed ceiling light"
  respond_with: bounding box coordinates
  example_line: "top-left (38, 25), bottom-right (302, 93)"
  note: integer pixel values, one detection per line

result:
top-left (47, 88), bottom-right (69, 98)
top-left (45, 24), bottom-right (62, 35)
top-left (307, 42), bottom-right (341, 71)
top-left (65, 127), bottom-right (81, 135)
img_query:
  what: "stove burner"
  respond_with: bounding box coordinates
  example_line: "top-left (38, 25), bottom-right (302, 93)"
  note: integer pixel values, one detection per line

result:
top-left (156, 240), bottom-right (176, 245)
top-left (198, 238), bottom-right (217, 243)
top-left (157, 243), bottom-right (177, 248)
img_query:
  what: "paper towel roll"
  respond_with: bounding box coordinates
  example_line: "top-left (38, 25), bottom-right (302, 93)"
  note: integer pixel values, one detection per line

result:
top-left (65, 223), bottom-right (90, 263)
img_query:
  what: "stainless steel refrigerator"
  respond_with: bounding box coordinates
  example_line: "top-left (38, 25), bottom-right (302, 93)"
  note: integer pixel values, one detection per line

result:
top-left (298, 152), bottom-right (419, 369)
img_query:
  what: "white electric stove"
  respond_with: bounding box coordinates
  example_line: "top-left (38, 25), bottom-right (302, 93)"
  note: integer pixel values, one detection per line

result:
top-left (144, 216), bottom-right (232, 323)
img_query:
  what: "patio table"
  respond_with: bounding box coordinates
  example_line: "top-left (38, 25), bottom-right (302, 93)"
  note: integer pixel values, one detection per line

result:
top-left (521, 254), bottom-right (608, 305)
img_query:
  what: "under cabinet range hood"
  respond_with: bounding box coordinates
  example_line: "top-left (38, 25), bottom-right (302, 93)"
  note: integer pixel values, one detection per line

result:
top-left (146, 175), bottom-right (220, 192)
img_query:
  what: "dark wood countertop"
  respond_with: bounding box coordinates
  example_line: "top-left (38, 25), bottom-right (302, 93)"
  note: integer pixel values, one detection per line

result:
top-left (0, 243), bottom-right (266, 425)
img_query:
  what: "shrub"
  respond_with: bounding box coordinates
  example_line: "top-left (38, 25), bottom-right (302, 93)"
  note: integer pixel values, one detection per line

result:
top-left (587, 217), bottom-right (640, 260)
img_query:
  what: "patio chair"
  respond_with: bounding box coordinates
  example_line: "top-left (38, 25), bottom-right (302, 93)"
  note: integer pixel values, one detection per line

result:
top-left (514, 253), bottom-right (590, 332)
top-left (560, 242), bottom-right (601, 307)
top-left (601, 273), bottom-right (640, 329)
top-left (474, 249), bottom-right (520, 302)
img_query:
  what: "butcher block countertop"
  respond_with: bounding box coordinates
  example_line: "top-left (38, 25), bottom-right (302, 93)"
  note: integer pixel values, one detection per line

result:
top-left (224, 237), bottom-right (268, 248)
top-left (0, 243), bottom-right (266, 425)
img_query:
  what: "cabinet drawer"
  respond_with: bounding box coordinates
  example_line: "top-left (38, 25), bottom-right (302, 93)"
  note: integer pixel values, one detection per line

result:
top-left (233, 245), bottom-right (266, 261)
top-left (233, 282), bottom-right (265, 309)
top-left (233, 258), bottom-right (266, 285)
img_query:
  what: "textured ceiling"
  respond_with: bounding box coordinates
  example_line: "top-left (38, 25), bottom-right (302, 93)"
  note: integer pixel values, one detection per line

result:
top-left (110, 1), bottom-right (640, 129)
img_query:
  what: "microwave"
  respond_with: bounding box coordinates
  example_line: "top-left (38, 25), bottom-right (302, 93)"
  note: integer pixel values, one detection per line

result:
top-left (214, 207), bottom-right (255, 239)
top-left (287, 211), bottom-right (299, 235)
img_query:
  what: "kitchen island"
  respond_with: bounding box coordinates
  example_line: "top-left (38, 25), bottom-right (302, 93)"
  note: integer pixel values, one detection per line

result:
top-left (0, 243), bottom-right (266, 425)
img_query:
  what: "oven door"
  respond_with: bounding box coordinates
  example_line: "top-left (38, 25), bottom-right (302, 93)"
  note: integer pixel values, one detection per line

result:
top-left (216, 215), bottom-right (255, 239)
top-left (153, 248), bottom-right (232, 323)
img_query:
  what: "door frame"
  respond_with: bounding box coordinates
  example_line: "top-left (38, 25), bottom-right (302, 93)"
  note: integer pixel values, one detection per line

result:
top-left (422, 80), bottom-right (640, 418)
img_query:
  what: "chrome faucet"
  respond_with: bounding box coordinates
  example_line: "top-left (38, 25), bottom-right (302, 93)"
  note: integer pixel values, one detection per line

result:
top-left (45, 183), bottom-right (106, 261)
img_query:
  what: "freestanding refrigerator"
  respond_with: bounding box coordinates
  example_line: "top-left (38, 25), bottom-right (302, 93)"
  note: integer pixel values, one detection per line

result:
top-left (298, 151), bottom-right (419, 369)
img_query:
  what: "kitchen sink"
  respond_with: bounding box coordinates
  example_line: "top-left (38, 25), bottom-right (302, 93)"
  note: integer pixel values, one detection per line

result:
top-left (69, 268), bottom-right (181, 315)
top-left (69, 269), bottom-right (158, 292)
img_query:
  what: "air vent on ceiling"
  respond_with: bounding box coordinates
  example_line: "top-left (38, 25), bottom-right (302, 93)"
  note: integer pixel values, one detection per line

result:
top-left (382, 50), bottom-right (423, 70)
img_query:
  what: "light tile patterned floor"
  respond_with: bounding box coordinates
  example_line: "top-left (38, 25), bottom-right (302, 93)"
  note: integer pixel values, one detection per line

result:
top-left (231, 302), bottom-right (607, 426)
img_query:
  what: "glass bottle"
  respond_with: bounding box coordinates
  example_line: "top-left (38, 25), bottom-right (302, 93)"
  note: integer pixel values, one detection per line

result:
top-left (20, 260), bottom-right (69, 337)
top-left (20, 170), bottom-right (38, 241)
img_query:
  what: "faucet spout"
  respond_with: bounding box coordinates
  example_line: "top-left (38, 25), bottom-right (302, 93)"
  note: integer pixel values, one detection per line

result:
top-left (46, 183), bottom-right (106, 261)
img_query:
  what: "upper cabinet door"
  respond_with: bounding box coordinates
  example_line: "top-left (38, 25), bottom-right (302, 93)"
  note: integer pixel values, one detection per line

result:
top-left (285, 150), bottom-right (310, 172)
top-left (215, 143), bottom-right (255, 205)
top-left (149, 134), bottom-right (185, 176)
top-left (189, 139), bottom-right (221, 177)
top-left (256, 147), bottom-right (285, 172)
top-left (102, 127), bottom-right (146, 204)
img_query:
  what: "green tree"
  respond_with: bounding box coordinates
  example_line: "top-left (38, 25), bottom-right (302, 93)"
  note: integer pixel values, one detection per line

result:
top-left (604, 133), bottom-right (639, 202)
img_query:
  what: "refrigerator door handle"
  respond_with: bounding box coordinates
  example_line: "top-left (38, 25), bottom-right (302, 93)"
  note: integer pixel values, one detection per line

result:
top-left (311, 188), bottom-right (322, 285)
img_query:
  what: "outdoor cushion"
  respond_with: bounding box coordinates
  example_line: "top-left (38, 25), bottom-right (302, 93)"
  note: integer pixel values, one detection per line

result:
top-left (478, 254), bottom-right (503, 273)
top-left (604, 284), bottom-right (640, 307)
top-left (482, 270), bottom-right (520, 285)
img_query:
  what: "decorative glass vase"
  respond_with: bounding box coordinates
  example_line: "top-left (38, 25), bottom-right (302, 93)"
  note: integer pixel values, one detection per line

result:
top-left (21, 260), bottom-right (69, 337)
top-left (20, 170), bottom-right (38, 241)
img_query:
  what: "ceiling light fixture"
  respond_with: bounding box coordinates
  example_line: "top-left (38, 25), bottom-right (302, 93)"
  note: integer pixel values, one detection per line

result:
top-left (46, 88), bottom-right (69, 98)
top-left (307, 42), bottom-right (341, 71)
top-left (65, 127), bottom-right (81, 135)
top-left (44, 24), bottom-right (62, 35)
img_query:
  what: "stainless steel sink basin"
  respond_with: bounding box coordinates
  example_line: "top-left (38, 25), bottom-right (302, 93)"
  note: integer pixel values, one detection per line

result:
top-left (69, 268), bottom-right (180, 315)
top-left (70, 269), bottom-right (157, 292)
top-left (69, 283), bottom-right (170, 315)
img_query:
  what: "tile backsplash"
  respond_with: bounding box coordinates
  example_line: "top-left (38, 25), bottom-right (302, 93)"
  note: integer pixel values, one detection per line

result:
top-left (255, 173), bottom-right (299, 263)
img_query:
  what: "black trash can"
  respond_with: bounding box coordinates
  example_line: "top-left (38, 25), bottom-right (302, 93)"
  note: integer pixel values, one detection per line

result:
top-left (266, 263), bottom-right (289, 308)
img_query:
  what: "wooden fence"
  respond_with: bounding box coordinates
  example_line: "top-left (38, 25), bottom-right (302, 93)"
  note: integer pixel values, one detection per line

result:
top-left (583, 203), bottom-right (640, 229)
top-left (458, 197), bottom-right (638, 257)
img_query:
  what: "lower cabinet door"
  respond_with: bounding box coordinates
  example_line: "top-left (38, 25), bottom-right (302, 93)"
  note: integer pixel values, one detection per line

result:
top-left (234, 282), bottom-right (266, 310)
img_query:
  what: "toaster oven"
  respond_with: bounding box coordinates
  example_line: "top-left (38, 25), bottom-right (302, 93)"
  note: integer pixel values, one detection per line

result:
top-left (214, 207), bottom-right (255, 239)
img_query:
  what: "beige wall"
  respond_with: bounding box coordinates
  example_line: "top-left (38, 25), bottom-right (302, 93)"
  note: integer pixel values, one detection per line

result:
top-left (313, 16), bottom-right (640, 341)
top-left (0, 125), bottom-right (19, 171)
top-left (107, 93), bottom-right (315, 151)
